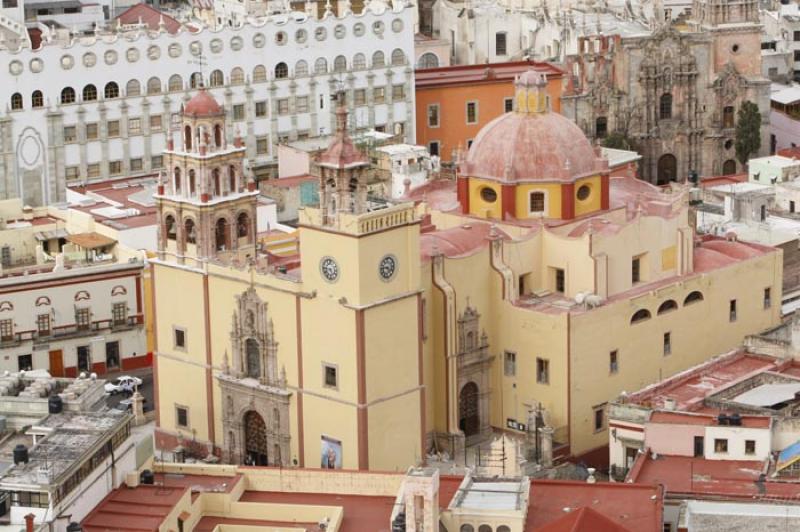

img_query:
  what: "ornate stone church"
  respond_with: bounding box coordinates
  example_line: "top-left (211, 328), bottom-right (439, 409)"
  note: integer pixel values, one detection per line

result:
top-left (560, 0), bottom-right (769, 183)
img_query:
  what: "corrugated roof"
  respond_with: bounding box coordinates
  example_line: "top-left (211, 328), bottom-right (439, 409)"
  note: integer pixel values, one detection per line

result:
top-left (777, 440), bottom-right (800, 472)
top-left (66, 232), bottom-right (116, 249)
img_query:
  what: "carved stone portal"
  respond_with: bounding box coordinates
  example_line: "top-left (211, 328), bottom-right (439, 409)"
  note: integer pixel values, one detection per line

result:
top-left (219, 287), bottom-right (291, 466)
top-left (456, 306), bottom-right (493, 444)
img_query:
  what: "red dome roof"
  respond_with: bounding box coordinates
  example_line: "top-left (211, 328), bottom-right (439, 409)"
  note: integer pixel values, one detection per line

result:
top-left (461, 111), bottom-right (601, 183)
top-left (184, 89), bottom-right (223, 117)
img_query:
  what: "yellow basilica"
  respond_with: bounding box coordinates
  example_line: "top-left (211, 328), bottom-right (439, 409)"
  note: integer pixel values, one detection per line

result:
top-left (151, 74), bottom-right (782, 471)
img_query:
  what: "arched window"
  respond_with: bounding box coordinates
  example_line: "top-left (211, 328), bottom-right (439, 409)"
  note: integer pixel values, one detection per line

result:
top-left (237, 212), bottom-right (250, 238)
top-left (146, 77), bottom-right (161, 95)
top-left (372, 51), bottom-right (385, 68)
top-left (314, 58), bottom-right (328, 74)
top-left (246, 338), bottom-right (260, 378)
top-left (10, 93), bottom-right (22, 110)
top-left (126, 79), bottom-right (141, 97)
top-left (684, 291), bottom-right (704, 306)
top-left (215, 218), bottom-right (228, 251)
top-left (596, 116), bottom-right (608, 138)
top-left (168, 74), bottom-right (183, 92)
top-left (417, 52), bottom-right (439, 69)
top-left (333, 55), bottom-right (347, 73)
top-left (497, 527), bottom-right (511, 532)
top-left (353, 53), bottom-right (366, 70)
top-left (165, 215), bottom-right (177, 240)
top-left (295, 60), bottom-right (308, 77)
top-left (723, 106), bottom-right (735, 128)
top-left (184, 219), bottom-right (196, 244)
top-left (657, 300), bottom-right (678, 315)
top-left (61, 87), bottom-right (76, 104)
top-left (722, 159), bottom-right (737, 175)
top-left (82, 84), bottom-right (97, 101)
top-left (659, 93), bottom-right (672, 120)
top-left (253, 65), bottom-right (267, 82)
top-left (188, 169), bottom-right (196, 195)
top-left (229, 165), bottom-right (236, 192)
top-left (104, 82), bottom-right (119, 99)
top-left (190, 72), bottom-right (202, 89)
top-left (230, 67), bottom-right (244, 85)
top-left (630, 309), bottom-right (651, 324)
top-left (184, 125), bottom-right (192, 151)
top-left (391, 48), bottom-right (405, 66)
top-left (460, 525), bottom-right (474, 532)
top-left (209, 69), bottom-right (224, 87)
top-left (31, 90), bottom-right (43, 108)
top-left (274, 62), bottom-right (288, 79)
top-left (214, 124), bottom-right (222, 148)
top-left (173, 167), bottom-right (181, 194)
top-left (478, 526), bottom-right (493, 532)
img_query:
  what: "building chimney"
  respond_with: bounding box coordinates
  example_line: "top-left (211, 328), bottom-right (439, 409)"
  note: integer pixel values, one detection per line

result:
top-left (24, 513), bottom-right (35, 532)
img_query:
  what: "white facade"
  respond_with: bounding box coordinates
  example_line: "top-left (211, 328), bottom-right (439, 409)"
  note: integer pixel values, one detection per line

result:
top-left (375, 143), bottom-right (431, 197)
top-left (762, 5), bottom-right (800, 82)
top-left (704, 424), bottom-right (772, 461)
top-left (0, 1), bottom-right (416, 206)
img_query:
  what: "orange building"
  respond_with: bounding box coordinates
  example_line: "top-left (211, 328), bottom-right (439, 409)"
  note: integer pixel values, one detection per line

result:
top-left (415, 60), bottom-right (564, 162)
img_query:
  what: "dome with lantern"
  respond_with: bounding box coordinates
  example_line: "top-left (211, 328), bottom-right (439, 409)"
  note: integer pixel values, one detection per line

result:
top-left (456, 70), bottom-right (610, 222)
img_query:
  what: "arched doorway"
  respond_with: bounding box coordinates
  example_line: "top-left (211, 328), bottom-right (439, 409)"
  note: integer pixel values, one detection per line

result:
top-left (459, 382), bottom-right (480, 437)
top-left (244, 410), bottom-right (268, 465)
top-left (657, 154), bottom-right (677, 185)
top-left (722, 159), bottom-right (737, 175)
top-left (246, 338), bottom-right (260, 379)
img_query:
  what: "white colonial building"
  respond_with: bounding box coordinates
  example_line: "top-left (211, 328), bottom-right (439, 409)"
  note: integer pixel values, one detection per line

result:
top-left (0, 0), bottom-right (416, 206)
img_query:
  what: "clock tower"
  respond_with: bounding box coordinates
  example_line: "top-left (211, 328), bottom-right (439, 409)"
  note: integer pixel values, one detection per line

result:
top-left (296, 92), bottom-right (426, 470)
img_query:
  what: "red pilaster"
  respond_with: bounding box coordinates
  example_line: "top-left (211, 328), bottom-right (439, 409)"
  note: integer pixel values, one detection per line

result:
top-left (561, 183), bottom-right (575, 220)
top-left (600, 173), bottom-right (610, 210)
top-left (501, 184), bottom-right (516, 220)
top-left (456, 177), bottom-right (470, 214)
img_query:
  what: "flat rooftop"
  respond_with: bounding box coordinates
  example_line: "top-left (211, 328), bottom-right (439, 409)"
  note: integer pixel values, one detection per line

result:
top-left (415, 60), bottom-right (563, 89)
top-left (0, 410), bottom-right (130, 488)
top-left (67, 175), bottom-right (160, 230)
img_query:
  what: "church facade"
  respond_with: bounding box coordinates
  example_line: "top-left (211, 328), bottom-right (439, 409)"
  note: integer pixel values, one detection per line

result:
top-left (153, 75), bottom-right (782, 471)
top-left (560, 0), bottom-right (769, 183)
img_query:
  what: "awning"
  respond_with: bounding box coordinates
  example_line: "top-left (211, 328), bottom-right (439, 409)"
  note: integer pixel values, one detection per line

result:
top-left (65, 232), bottom-right (116, 250)
top-left (777, 440), bottom-right (800, 473)
top-left (34, 228), bottom-right (69, 241)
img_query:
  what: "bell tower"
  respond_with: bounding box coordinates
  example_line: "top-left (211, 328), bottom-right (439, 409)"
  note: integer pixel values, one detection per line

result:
top-left (155, 89), bottom-right (259, 263)
top-left (316, 89), bottom-right (370, 225)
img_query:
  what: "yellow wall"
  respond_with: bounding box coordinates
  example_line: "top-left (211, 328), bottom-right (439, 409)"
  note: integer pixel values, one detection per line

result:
top-left (467, 178), bottom-right (503, 219)
top-left (573, 175), bottom-right (602, 217)
top-left (514, 183), bottom-right (562, 220)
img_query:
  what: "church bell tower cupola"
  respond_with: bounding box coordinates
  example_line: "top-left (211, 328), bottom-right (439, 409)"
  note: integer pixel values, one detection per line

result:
top-left (315, 89), bottom-right (371, 225)
top-left (155, 89), bottom-right (259, 264)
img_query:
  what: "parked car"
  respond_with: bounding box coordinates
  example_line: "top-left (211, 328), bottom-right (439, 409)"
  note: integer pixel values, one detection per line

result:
top-left (104, 375), bottom-right (143, 395)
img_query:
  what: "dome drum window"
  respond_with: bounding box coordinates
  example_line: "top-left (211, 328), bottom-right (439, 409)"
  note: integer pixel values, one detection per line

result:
top-left (576, 184), bottom-right (591, 201)
top-left (480, 187), bottom-right (498, 203)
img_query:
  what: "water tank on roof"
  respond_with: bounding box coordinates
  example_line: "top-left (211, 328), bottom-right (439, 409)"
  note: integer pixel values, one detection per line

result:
top-left (717, 413), bottom-right (729, 426)
top-left (729, 412), bottom-right (742, 426)
top-left (13, 444), bottom-right (28, 465)
top-left (66, 522), bottom-right (82, 532)
top-left (48, 394), bottom-right (63, 414)
top-left (140, 469), bottom-right (154, 485)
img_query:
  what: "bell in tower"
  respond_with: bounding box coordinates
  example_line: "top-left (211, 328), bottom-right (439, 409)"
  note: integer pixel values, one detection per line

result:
top-left (315, 89), bottom-right (371, 225)
top-left (155, 88), bottom-right (259, 264)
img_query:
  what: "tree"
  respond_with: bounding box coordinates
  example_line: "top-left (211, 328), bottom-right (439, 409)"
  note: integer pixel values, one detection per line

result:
top-left (735, 100), bottom-right (761, 165)
top-left (602, 131), bottom-right (634, 151)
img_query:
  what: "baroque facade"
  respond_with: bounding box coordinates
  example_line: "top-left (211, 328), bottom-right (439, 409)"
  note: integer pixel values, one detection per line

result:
top-left (561, 0), bottom-right (770, 183)
top-left (0, 0), bottom-right (415, 206)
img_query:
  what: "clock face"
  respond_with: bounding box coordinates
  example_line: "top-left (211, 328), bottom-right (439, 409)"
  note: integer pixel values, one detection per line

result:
top-left (320, 257), bottom-right (339, 282)
top-left (379, 255), bottom-right (397, 281)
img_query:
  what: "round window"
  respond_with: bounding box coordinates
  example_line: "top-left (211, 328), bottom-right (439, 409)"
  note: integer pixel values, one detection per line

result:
top-left (480, 187), bottom-right (498, 203)
top-left (577, 184), bottom-right (591, 201)
top-left (732, 44), bottom-right (740, 53)
top-left (724, 139), bottom-right (733, 150)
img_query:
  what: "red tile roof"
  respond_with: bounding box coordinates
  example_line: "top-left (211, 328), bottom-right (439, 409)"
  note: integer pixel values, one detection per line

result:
top-left (535, 506), bottom-right (634, 532)
top-left (114, 4), bottom-right (182, 34)
top-left (415, 60), bottom-right (564, 89)
top-left (527, 480), bottom-right (663, 532)
top-left (628, 454), bottom-right (800, 501)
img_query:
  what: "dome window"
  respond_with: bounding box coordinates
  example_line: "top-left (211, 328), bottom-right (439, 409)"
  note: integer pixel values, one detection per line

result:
top-left (576, 184), bottom-right (591, 201)
top-left (480, 187), bottom-right (498, 203)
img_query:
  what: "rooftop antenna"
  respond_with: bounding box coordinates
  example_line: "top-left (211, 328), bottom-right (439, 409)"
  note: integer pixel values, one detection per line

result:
top-left (187, 51), bottom-right (209, 88)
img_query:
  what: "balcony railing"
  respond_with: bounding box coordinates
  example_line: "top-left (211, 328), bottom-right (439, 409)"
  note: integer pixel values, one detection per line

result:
top-left (0, 314), bottom-right (145, 347)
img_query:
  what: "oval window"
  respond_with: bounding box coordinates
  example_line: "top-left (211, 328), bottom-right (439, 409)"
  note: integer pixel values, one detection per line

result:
top-left (480, 187), bottom-right (498, 203)
top-left (576, 184), bottom-right (591, 201)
